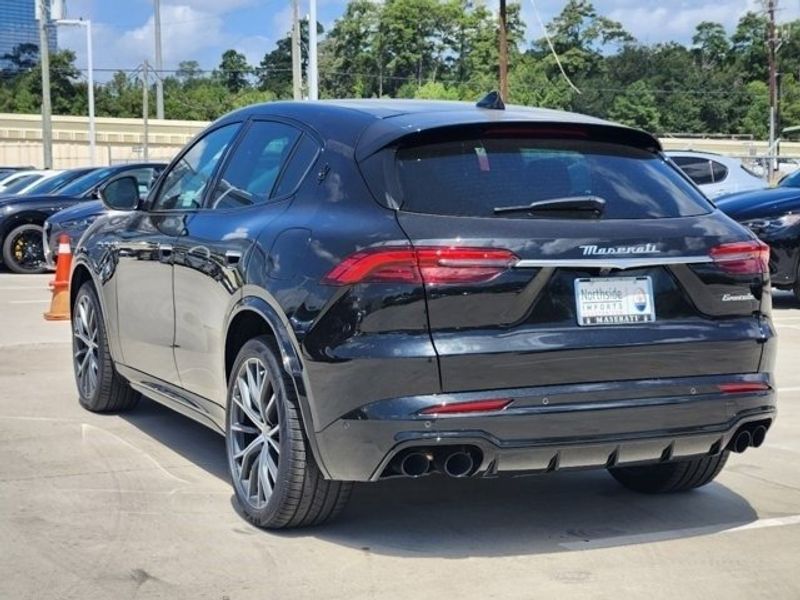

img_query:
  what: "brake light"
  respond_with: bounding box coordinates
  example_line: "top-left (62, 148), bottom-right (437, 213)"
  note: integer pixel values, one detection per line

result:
top-left (718, 382), bottom-right (771, 394)
top-left (710, 240), bottom-right (769, 274)
top-left (323, 246), bottom-right (519, 285)
top-left (419, 398), bottom-right (512, 415)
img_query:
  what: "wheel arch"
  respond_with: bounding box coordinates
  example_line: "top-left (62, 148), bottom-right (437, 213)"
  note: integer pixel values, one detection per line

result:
top-left (0, 210), bottom-right (50, 241)
top-left (70, 262), bottom-right (94, 310)
top-left (224, 296), bottom-right (331, 478)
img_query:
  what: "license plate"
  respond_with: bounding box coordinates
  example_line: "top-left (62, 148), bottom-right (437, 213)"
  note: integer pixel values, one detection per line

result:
top-left (574, 276), bottom-right (655, 326)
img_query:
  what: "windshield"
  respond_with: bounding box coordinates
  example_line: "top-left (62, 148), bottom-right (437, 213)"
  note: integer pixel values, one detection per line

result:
top-left (392, 136), bottom-right (713, 219)
top-left (1, 174), bottom-right (42, 194)
top-left (57, 167), bottom-right (117, 197)
top-left (24, 170), bottom-right (92, 195)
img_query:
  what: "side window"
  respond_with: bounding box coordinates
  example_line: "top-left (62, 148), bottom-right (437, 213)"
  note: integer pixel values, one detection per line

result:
top-left (710, 160), bottom-right (728, 183)
top-left (274, 134), bottom-right (320, 198)
top-left (672, 156), bottom-right (713, 185)
top-left (209, 121), bottom-right (301, 210)
top-left (152, 123), bottom-right (239, 210)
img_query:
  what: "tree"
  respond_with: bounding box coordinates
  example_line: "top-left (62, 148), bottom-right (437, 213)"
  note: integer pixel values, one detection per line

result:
top-left (731, 12), bottom-right (768, 81)
top-left (176, 60), bottom-right (203, 84)
top-left (217, 49), bottom-right (251, 93)
top-left (692, 22), bottom-right (730, 69)
top-left (1, 42), bottom-right (39, 75)
top-left (258, 19), bottom-right (323, 98)
top-left (609, 80), bottom-right (661, 132)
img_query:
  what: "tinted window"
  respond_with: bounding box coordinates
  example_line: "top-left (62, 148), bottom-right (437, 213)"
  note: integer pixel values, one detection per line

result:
top-left (1, 174), bottom-right (41, 193)
top-left (209, 122), bottom-right (300, 209)
top-left (779, 170), bottom-right (800, 188)
top-left (710, 160), bottom-right (728, 183)
top-left (24, 169), bottom-right (93, 194)
top-left (672, 156), bottom-right (713, 185)
top-left (392, 138), bottom-right (713, 219)
top-left (274, 134), bottom-right (319, 197)
top-left (58, 166), bottom-right (117, 197)
top-left (154, 124), bottom-right (239, 210)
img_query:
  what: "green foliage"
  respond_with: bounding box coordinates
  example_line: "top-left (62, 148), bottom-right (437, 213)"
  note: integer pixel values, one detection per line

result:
top-left (0, 0), bottom-right (794, 139)
top-left (609, 80), bottom-right (660, 130)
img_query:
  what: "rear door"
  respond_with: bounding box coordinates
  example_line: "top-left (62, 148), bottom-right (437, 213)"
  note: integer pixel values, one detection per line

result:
top-left (173, 119), bottom-right (319, 403)
top-left (366, 126), bottom-right (768, 393)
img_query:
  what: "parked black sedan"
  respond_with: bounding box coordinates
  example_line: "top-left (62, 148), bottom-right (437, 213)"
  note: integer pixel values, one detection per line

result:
top-left (716, 187), bottom-right (800, 297)
top-left (0, 163), bottom-right (164, 273)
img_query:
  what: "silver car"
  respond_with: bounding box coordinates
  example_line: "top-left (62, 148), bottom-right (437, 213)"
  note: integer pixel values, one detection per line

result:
top-left (667, 150), bottom-right (766, 198)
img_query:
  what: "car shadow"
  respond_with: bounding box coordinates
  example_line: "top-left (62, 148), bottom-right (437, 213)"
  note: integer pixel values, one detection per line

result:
top-left (121, 397), bottom-right (759, 558)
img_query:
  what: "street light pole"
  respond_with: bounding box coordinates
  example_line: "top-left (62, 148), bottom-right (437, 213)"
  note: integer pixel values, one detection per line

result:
top-left (56, 19), bottom-right (96, 165)
top-left (308, 0), bottom-right (318, 100)
top-left (291, 0), bottom-right (301, 99)
top-left (36, 0), bottom-right (53, 169)
top-left (154, 0), bottom-right (164, 119)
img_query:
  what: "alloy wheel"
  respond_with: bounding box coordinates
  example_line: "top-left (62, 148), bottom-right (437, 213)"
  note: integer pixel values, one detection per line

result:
top-left (73, 294), bottom-right (99, 398)
top-left (10, 228), bottom-right (45, 271)
top-left (228, 357), bottom-right (281, 510)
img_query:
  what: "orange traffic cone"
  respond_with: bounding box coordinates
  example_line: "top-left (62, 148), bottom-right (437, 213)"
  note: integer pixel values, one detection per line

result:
top-left (44, 234), bottom-right (72, 321)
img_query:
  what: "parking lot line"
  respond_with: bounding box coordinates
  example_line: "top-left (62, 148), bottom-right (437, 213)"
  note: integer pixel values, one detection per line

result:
top-left (559, 514), bottom-right (800, 550)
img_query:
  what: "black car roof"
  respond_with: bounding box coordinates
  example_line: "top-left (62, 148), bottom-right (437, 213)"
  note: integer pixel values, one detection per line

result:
top-left (216, 99), bottom-right (662, 158)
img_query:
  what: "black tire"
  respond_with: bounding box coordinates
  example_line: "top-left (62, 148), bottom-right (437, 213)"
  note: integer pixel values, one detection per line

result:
top-left (72, 281), bottom-right (139, 412)
top-left (609, 451), bottom-right (729, 494)
top-left (2, 223), bottom-right (47, 274)
top-left (226, 336), bottom-right (352, 529)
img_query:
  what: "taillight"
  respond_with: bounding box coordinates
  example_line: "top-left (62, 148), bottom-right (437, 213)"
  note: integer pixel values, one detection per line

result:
top-left (718, 382), bottom-right (771, 394)
top-left (323, 246), bottom-right (519, 285)
top-left (418, 398), bottom-right (512, 415)
top-left (710, 240), bottom-right (769, 274)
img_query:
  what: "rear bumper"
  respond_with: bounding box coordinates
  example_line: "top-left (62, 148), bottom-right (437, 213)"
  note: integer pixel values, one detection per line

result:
top-left (313, 374), bottom-right (776, 481)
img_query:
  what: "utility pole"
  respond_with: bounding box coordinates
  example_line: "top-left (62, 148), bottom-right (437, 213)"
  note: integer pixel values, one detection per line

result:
top-left (55, 19), bottom-right (96, 165)
top-left (154, 0), bottom-right (164, 119)
top-left (37, 0), bottom-right (53, 169)
top-left (308, 0), bottom-right (318, 100)
top-left (498, 0), bottom-right (509, 100)
top-left (291, 0), bottom-right (302, 99)
top-left (767, 0), bottom-right (779, 175)
top-left (142, 60), bottom-right (150, 162)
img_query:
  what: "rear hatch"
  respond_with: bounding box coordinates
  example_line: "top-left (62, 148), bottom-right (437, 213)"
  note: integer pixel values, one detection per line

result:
top-left (360, 123), bottom-right (770, 393)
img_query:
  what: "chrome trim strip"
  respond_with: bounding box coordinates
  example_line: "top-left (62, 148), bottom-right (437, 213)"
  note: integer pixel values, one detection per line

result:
top-left (514, 256), bottom-right (712, 270)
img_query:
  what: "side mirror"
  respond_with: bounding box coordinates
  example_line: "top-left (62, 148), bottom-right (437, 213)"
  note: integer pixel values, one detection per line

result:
top-left (100, 176), bottom-right (140, 211)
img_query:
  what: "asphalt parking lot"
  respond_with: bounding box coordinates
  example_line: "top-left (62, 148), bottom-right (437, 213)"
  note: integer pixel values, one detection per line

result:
top-left (1, 273), bottom-right (799, 600)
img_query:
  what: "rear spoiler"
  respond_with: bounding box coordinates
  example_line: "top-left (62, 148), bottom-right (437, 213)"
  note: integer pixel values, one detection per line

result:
top-left (354, 116), bottom-right (662, 161)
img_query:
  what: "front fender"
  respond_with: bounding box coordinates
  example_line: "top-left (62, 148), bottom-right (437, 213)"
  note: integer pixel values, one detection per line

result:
top-left (70, 253), bottom-right (124, 366)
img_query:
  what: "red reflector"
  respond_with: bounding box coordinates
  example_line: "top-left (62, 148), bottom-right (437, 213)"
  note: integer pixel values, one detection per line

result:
top-left (718, 382), bottom-right (770, 394)
top-left (323, 246), bottom-right (519, 285)
top-left (710, 240), bottom-right (769, 275)
top-left (419, 398), bottom-right (512, 415)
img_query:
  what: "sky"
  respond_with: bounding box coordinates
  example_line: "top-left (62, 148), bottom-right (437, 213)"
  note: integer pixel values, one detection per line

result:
top-left (56, 0), bottom-right (800, 80)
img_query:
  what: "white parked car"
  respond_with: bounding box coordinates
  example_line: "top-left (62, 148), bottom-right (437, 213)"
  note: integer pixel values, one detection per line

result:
top-left (0, 170), bottom-right (56, 195)
top-left (666, 151), bottom-right (766, 198)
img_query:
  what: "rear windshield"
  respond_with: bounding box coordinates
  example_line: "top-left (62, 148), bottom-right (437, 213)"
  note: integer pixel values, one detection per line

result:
top-left (389, 136), bottom-right (713, 219)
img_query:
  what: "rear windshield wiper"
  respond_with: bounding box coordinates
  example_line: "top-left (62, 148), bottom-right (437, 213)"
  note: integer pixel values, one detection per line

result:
top-left (493, 195), bottom-right (606, 218)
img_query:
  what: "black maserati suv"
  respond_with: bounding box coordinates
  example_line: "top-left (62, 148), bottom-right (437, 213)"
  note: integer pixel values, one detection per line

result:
top-left (69, 99), bottom-right (777, 528)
